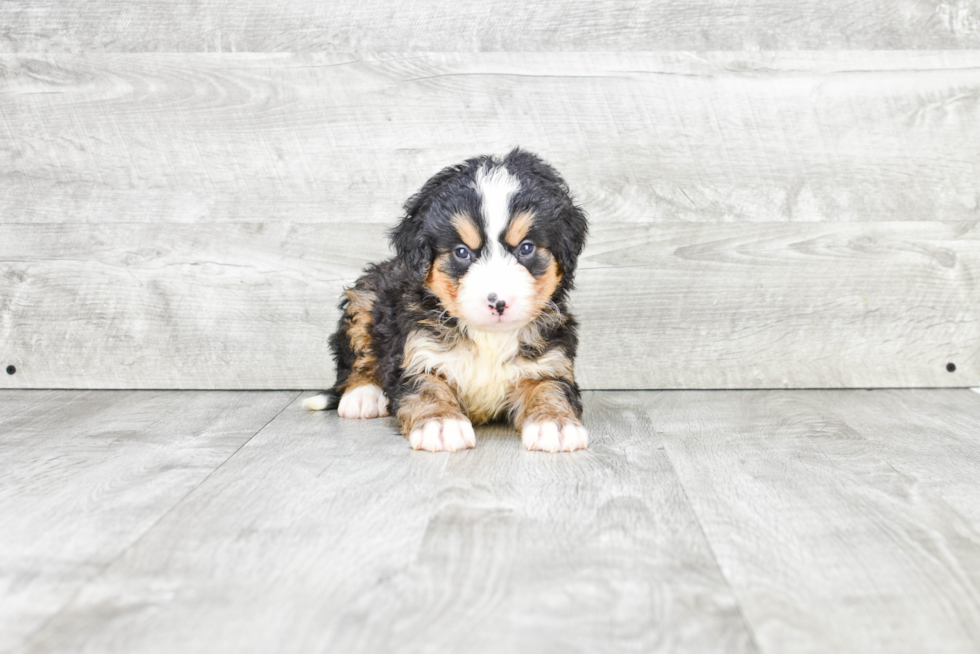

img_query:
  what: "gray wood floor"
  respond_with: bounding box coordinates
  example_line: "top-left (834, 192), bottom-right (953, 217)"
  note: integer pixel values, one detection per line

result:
top-left (2, 389), bottom-right (979, 653)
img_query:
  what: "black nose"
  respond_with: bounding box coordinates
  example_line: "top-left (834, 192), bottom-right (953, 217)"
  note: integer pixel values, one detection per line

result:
top-left (487, 294), bottom-right (506, 314)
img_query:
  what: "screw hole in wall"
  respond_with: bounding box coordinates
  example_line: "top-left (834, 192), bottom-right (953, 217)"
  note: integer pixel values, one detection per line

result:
top-left (947, 362), bottom-right (956, 373)
top-left (5, 365), bottom-right (15, 375)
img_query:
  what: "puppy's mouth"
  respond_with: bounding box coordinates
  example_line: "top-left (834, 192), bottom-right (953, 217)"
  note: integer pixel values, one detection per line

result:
top-left (464, 308), bottom-right (529, 332)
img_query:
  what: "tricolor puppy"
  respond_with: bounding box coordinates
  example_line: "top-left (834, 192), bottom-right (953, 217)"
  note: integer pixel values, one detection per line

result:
top-left (304, 149), bottom-right (589, 453)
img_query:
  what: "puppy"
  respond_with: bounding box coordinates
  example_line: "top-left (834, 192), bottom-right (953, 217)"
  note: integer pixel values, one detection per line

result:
top-left (305, 149), bottom-right (589, 453)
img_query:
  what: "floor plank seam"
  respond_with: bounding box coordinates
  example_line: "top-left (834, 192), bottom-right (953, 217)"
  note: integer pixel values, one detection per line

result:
top-left (17, 391), bottom-right (302, 651)
top-left (659, 440), bottom-right (765, 654)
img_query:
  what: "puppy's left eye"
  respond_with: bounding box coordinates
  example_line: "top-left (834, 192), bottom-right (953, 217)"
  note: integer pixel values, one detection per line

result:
top-left (518, 241), bottom-right (535, 257)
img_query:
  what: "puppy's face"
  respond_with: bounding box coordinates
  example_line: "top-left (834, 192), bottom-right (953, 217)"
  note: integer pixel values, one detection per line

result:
top-left (391, 150), bottom-right (588, 332)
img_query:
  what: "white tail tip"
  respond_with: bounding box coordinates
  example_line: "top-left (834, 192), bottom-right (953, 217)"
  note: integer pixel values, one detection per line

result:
top-left (303, 394), bottom-right (329, 411)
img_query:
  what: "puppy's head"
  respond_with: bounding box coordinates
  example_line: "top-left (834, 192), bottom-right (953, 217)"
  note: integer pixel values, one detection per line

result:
top-left (390, 149), bottom-right (588, 332)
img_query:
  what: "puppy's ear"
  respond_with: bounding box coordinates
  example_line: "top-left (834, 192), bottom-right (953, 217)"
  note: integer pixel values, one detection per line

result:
top-left (389, 204), bottom-right (433, 281)
top-left (390, 160), bottom-right (477, 281)
top-left (505, 149), bottom-right (589, 284)
top-left (552, 199), bottom-right (589, 285)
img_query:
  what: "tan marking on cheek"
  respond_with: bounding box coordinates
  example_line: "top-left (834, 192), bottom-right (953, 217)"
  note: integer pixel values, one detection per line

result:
top-left (510, 378), bottom-right (580, 429)
top-left (451, 212), bottom-right (482, 251)
top-left (396, 374), bottom-right (465, 435)
top-left (505, 211), bottom-right (535, 247)
top-left (532, 253), bottom-right (562, 306)
top-left (425, 253), bottom-right (461, 315)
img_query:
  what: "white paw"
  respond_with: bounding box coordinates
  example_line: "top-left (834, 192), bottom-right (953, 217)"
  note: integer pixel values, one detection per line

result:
top-left (522, 421), bottom-right (588, 453)
top-left (409, 418), bottom-right (476, 453)
top-left (338, 385), bottom-right (389, 419)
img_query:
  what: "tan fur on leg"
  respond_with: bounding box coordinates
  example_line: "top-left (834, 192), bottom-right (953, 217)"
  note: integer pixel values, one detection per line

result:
top-left (510, 378), bottom-right (580, 429)
top-left (334, 287), bottom-right (392, 419)
top-left (510, 378), bottom-right (587, 452)
top-left (397, 373), bottom-right (467, 435)
top-left (339, 288), bottom-right (382, 393)
top-left (398, 374), bottom-right (476, 452)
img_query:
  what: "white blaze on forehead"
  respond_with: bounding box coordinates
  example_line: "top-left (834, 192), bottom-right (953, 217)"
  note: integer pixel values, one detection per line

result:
top-left (475, 164), bottom-right (521, 254)
top-left (458, 163), bottom-right (533, 332)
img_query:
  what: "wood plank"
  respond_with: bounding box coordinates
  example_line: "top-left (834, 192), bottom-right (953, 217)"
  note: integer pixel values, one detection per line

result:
top-left (2, 52), bottom-right (980, 225)
top-left (1, 221), bottom-right (976, 390)
top-left (0, 389), bottom-right (296, 653)
top-left (21, 391), bottom-right (756, 654)
top-left (821, 389), bottom-right (980, 525)
top-left (653, 389), bottom-right (980, 653)
top-left (3, 0), bottom-right (980, 52)
top-left (580, 221), bottom-right (980, 389)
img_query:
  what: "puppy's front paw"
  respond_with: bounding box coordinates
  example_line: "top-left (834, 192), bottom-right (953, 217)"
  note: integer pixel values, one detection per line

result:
top-left (409, 418), bottom-right (476, 453)
top-left (338, 385), bottom-right (389, 419)
top-left (522, 421), bottom-right (588, 453)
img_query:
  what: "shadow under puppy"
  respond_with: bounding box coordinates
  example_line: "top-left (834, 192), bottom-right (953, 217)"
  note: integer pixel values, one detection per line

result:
top-left (305, 149), bottom-right (589, 453)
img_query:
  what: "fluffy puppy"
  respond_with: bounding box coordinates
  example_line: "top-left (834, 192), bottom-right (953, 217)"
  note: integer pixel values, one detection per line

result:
top-left (305, 149), bottom-right (589, 453)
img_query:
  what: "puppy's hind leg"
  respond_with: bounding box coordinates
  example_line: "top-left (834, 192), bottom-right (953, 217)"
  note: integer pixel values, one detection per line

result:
top-left (306, 383), bottom-right (389, 418)
top-left (311, 284), bottom-right (390, 419)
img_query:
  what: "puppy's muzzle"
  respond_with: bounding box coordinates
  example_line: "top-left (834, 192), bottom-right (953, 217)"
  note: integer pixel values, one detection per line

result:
top-left (487, 293), bottom-right (508, 316)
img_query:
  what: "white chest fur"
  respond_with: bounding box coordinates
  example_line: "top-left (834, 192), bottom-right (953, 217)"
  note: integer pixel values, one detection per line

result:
top-left (448, 330), bottom-right (523, 420)
top-left (403, 328), bottom-right (567, 423)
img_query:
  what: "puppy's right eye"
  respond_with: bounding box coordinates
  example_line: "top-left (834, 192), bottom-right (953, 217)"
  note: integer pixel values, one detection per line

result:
top-left (454, 247), bottom-right (471, 261)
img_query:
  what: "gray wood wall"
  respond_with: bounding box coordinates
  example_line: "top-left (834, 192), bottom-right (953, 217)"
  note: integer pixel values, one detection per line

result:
top-left (1, 3), bottom-right (978, 389)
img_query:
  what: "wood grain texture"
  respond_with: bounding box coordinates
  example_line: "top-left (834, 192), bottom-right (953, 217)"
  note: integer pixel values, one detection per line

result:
top-left (1, 221), bottom-right (976, 390)
top-left (0, 389), bottom-right (296, 653)
top-left (21, 391), bottom-right (756, 654)
top-left (0, 223), bottom-right (980, 388)
top-left (2, 52), bottom-right (980, 225)
top-left (821, 389), bottom-right (980, 526)
top-left (3, 0), bottom-right (980, 52)
top-left (654, 389), bottom-right (980, 653)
